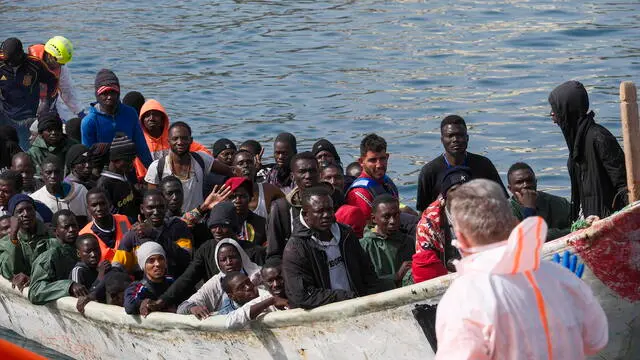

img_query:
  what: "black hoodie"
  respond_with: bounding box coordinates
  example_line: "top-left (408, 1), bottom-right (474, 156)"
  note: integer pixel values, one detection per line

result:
top-left (549, 81), bottom-right (627, 219)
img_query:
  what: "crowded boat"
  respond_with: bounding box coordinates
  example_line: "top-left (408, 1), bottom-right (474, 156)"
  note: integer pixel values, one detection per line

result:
top-left (0, 35), bottom-right (633, 359)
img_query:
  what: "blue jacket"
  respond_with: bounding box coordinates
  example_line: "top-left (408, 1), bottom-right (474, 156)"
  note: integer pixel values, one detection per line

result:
top-left (81, 102), bottom-right (152, 167)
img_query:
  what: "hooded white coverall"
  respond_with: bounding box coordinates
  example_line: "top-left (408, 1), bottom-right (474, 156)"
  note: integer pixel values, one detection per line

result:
top-left (435, 217), bottom-right (608, 359)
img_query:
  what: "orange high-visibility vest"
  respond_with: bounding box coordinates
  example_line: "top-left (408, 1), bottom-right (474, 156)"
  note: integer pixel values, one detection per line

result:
top-left (27, 44), bottom-right (61, 99)
top-left (79, 214), bottom-right (131, 263)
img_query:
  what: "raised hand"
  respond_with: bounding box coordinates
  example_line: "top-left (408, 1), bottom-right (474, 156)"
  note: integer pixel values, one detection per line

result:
top-left (202, 185), bottom-right (232, 211)
top-left (97, 260), bottom-right (112, 280)
top-left (514, 189), bottom-right (537, 209)
top-left (552, 250), bottom-right (585, 278)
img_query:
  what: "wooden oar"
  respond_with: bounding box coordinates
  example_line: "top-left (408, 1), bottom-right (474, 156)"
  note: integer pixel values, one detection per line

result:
top-left (620, 81), bottom-right (640, 202)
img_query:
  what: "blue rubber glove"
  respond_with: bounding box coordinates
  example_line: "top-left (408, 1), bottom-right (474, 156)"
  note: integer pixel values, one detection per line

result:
top-left (551, 250), bottom-right (585, 278)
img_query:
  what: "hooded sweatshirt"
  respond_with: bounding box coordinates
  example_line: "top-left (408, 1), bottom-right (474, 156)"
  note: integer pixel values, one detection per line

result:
top-left (28, 240), bottom-right (78, 305)
top-left (177, 238), bottom-right (261, 314)
top-left (27, 135), bottom-right (79, 174)
top-left (435, 217), bottom-right (608, 359)
top-left (548, 81), bottom-right (627, 219)
top-left (80, 101), bottom-right (153, 167)
top-left (138, 100), bottom-right (211, 161)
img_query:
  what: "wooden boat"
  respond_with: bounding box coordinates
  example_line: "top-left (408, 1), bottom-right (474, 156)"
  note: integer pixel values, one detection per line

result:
top-left (0, 202), bottom-right (639, 360)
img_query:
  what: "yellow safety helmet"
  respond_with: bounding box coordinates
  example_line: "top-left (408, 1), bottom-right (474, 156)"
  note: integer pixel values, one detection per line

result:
top-left (44, 36), bottom-right (73, 64)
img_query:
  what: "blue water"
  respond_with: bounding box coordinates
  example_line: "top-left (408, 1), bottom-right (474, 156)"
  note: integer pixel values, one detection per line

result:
top-left (4, 0), bottom-right (640, 357)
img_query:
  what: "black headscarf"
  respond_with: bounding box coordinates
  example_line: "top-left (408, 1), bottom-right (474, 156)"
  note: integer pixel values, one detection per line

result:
top-left (548, 80), bottom-right (594, 161)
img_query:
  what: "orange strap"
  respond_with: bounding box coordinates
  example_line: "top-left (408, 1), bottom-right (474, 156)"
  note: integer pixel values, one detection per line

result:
top-left (0, 338), bottom-right (48, 360)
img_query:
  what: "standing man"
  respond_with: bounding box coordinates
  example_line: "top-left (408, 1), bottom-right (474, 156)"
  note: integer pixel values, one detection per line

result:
top-left (549, 80), bottom-right (627, 219)
top-left (64, 144), bottom-right (95, 190)
top-left (416, 115), bottom-right (505, 211)
top-left (0, 38), bottom-right (58, 150)
top-left (435, 179), bottom-right (608, 359)
top-left (27, 111), bottom-right (78, 174)
top-left (80, 69), bottom-right (152, 167)
top-left (265, 132), bottom-right (297, 195)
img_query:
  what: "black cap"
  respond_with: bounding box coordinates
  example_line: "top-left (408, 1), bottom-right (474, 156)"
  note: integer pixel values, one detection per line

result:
top-left (312, 139), bottom-right (341, 164)
top-left (212, 138), bottom-right (236, 157)
top-left (439, 166), bottom-right (473, 196)
top-left (66, 144), bottom-right (91, 168)
top-left (207, 201), bottom-right (240, 232)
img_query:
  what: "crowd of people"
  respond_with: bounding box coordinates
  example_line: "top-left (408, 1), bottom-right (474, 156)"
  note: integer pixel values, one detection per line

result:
top-left (0, 35), bottom-right (621, 355)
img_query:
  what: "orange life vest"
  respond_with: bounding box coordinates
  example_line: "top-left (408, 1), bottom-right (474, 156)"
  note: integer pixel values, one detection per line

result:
top-left (27, 44), bottom-right (61, 99)
top-left (79, 214), bottom-right (131, 263)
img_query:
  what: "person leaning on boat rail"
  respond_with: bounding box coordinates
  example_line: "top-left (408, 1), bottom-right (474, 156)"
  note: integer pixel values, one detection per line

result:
top-left (0, 194), bottom-right (54, 291)
top-left (28, 210), bottom-right (90, 305)
top-left (549, 80), bottom-right (628, 220)
top-left (0, 37), bottom-right (58, 151)
top-left (435, 179), bottom-right (608, 359)
top-left (416, 115), bottom-right (506, 212)
top-left (282, 186), bottom-right (384, 309)
top-left (176, 238), bottom-right (262, 320)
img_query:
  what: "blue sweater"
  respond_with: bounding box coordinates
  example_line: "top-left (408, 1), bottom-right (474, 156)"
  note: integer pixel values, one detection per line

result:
top-left (81, 102), bottom-right (152, 167)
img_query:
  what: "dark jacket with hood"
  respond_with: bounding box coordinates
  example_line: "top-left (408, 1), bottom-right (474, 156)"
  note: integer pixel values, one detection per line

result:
top-left (549, 81), bottom-right (627, 220)
top-left (282, 220), bottom-right (383, 309)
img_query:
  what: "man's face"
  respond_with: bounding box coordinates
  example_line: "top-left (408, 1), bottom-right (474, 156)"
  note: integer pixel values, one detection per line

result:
top-left (77, 239), bottom-right (101, 268)
top-left (72, 160), bottom-right (92, 181)
top-left (210, 225), bottom-right (236, 242)
top-left (112, 157), bottom-right (134, 174)
top-left (303, 195), bottom-right (335, 232)
top-left (41, 125), bottom-right (63, 147)
top-left (441, 124), bottom-right (469, 156)
top-left (359, 150), bottom-right (388, 180)
top-left (161, 181), bottom-right (184, 214)
top-left (12, 157), bottom-right (35, 190)
top-left (42, 162), bottom-right (63, 188)
top-left (0, 218), bottom-right (11, 236)
top-left (168, 126), bottom-right (192, 156)
top-left (292, 159), bottom-right (319, 189)
top-left (14, 201), bottom-right (36, 231)
top-left (142, 110), bottom-right (165, 134)
top-left (217, 245), bottom-right (242, 273)
top-left (228, 274), bottom-right (258, 305)
top-left (508, 168), bottom-right (537, 194)
top-left (145, 254), bottom-right (167, 282)
top-left (87, 193), bottom-right (111, 222)
top-left (372, 201), bottom-right (401, 237)
top-left (0, 180), bottom-right (16, 207)
top-left (55, 214), bottom-right (79, 244)
top-left (97, 90), bottom-right (119, 110)
top-left (262, 266), bottom-right (285, 297)
top-left (233, 152), bottom-right (257, 180)
top-left (321, 166), bottom-right (344, 192)
top-left (315, 150), bottom-right (336, 165)
top-left (141, 195), bottom-right (166, 228)
top-left (230, 186), bottom-right (251, 218)
top-left (273, 142), bottom-right (292, 168)
top-left (217, 149), bottom-right (236, 167)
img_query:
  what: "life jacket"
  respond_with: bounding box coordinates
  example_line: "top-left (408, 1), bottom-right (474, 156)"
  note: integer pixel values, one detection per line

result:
top-left (346, 174), bottom-right (399, 200)
top-left (79, 214), bottom-right (131, 263)
top-left (27, 44), bottom-right (60, 99)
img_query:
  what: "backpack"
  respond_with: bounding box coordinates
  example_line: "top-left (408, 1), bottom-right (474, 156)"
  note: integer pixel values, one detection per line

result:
top-left (156, 152), bottom-right (206, 183)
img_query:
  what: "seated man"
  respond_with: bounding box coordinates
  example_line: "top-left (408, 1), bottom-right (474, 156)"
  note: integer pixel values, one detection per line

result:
top-left (80, 188), bottom-right (131, 262)
top-left (283, 186), bottom-right (382, 309)
top-left (95, 134), bottom-right (142, 222)
top-left (64, 144), bottom-right (95, 190)
top-left (10, 152), bottom-right (42, 194)
top-left (28, 210), bottom-right (89, 305)
top-left (360, 195), bottom-right (414, 289)
top-left (27, 111), bottom-right (78, 174)
top-left (30, 155), bottom-right (88, 226)
top-left (232, 150), bottom-right (284, 219)
top-left (220, 271), bottom-right (288, 330)
top-left (112, 190), bottom-right (192, 278)
top-left (0, 194), bottom-right (54, 290)
top-left (124, 242), bottom-right (175, 315)
top-left (225, 177), bottom-right (267, 246)
top-left (507, 162), bottom-right (572, 240)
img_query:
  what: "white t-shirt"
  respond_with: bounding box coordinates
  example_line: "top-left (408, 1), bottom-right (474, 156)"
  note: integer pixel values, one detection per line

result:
top-left (144, 153), bottom-right (214, 213)
top-left (30, 182), bottom-right (88, 217)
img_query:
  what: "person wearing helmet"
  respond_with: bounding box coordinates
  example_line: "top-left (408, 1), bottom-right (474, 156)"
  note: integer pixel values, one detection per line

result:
top-left (28, 36), bottom-right (84, 122)
top-left (0, 37), bottom-right (58, 151)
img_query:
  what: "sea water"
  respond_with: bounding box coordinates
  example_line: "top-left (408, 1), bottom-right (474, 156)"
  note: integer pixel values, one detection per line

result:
top-left (3, 0), bottom-right (639, 357)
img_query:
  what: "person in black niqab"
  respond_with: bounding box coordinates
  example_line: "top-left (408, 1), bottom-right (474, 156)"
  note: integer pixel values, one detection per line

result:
top-left (548, 80), bottom-right (627, 220)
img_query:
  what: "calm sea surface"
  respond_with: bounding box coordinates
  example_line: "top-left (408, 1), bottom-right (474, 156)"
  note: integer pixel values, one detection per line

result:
top-left (3, 0), bottom-right (640, 357)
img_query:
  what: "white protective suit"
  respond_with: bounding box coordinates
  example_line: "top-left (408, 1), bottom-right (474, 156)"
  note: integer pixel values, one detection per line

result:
top-left (435, 216), bottom-right (608, 359)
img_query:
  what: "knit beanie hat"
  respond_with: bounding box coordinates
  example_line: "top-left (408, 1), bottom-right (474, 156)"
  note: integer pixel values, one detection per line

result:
top-left (312, 139), bottom-right (341, 164)
top-left (207, 201), bottom-right (240, 232)
top-left (212, 138), bottom-right (236, 157)
top-left (94, 69), bottom-right (120, 96)
top-left (122, 91), bottom-right (145, 115)
top-left (109, 134), bottom-right (136, 161)
top-left (8, 193), bottom-right (34, 215)
top-left (136, 241), bottom-right (166, 268)
top-left (274, 132), bottom-right (297, 154)
top-left (37, 111), bottom-right (63, 133)
top-left (66, 144), bottom-right (91, 168)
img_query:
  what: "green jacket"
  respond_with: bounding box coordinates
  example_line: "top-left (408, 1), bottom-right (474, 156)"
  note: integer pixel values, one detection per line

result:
top-left (28, 240), bottom-right (78, 305)
top-left (0, 220), bottom-right (55, 279)
top-left (360, 227), bottom-right (414, 290)
top-left (510, 191), bottom-right (572, 241)
top-left (27, 135), bottom-right (78, 174)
